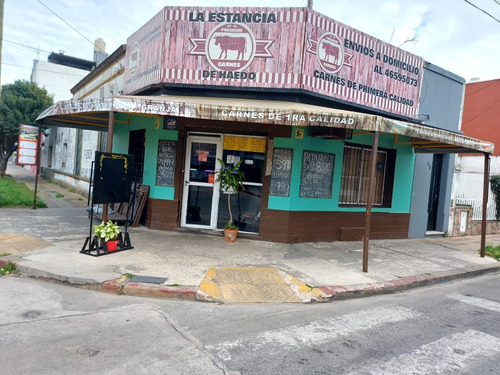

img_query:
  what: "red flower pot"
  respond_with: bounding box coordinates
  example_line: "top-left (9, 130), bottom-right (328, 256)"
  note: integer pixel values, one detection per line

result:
top-left (106, 239), bottom-right (119, 252)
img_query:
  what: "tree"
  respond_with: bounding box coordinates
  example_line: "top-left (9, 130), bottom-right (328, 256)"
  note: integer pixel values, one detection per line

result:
top-left (0, 80), bottom-right (53, 177)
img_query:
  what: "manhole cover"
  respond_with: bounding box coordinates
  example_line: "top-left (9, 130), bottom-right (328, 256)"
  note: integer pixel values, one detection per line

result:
top-left (130, 275), bottom-right (168, 284)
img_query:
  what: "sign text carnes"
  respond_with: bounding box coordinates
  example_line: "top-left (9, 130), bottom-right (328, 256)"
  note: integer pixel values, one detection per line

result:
top-left (124, 7), bottom-right (424, 119)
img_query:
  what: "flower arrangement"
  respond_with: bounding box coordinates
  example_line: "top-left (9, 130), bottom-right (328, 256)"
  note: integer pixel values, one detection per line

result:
top-left (93, 220), bottom-right (120, 242)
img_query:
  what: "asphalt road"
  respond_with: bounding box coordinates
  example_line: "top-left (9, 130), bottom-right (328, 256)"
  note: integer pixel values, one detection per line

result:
top-left (1, 272), bottom-right (499, 374)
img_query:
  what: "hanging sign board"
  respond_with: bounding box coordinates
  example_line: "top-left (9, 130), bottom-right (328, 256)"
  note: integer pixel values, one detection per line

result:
top-left (17, 124), bottom-right (39, 165)
top-left (196, 149), bottom-right (209, 162)
top-left (223, 135), bottom-right (266, 153)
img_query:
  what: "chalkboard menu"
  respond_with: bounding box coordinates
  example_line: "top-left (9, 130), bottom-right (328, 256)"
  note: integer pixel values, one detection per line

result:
top-left (93, 152), bottom-right (133, 204)
top-left (270, 148), bottom-right (293, 197)
top-left (300, 151), bottom-right (335, 198)
top-left (156, 140), bottom-right (176, 186)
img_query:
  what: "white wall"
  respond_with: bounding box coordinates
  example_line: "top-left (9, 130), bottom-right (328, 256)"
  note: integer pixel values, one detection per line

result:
top-left (455, 155), bottom-right (500, 175)
top-left (41, 54), bottom-right (126, 193)
top-left (31, 60), bottom-right (89, 102)
top-left (449, 155), bottom-right (500, 234)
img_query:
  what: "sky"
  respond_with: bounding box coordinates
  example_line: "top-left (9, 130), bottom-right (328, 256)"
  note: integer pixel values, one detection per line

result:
top-left (2, 0), bottom-right (499, 87)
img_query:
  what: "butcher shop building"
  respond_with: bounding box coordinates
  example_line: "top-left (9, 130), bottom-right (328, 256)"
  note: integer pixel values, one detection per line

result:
top-left (37, 7), bottom-right (493, 243)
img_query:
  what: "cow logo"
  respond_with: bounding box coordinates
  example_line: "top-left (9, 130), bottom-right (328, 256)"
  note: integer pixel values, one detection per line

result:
top-left (205, 23), bottom-right (255, 72)
top-left (128, 42), bottom-right (143, 76)
top-left (307, 32), bottom-right (352, 73)
top-left (189, 24), bottom-right (274, 73)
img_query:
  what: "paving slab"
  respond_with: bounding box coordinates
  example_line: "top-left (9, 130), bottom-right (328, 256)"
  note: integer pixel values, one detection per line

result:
top-left (1, 163), bottom-right (500, 303)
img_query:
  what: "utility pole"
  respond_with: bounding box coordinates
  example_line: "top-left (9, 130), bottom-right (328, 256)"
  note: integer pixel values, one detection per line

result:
top-left (0, 0), bottom-right (4, 98)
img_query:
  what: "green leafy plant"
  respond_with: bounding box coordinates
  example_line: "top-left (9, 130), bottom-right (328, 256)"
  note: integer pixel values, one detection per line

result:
top-left (484, 244), bottom-right (500, 261)
top-left (490, 175), bottom-right (500, 220)
top-left (93, 220), bottom-right (120, 242)
top-left (215, 158), bottom-right (245, 230)
top-left (0, 261), bottom-right (17, 276)
top-left (224, 221), bottom-right (239, 230)
top-left (0, 80), bottom-right (54, 177)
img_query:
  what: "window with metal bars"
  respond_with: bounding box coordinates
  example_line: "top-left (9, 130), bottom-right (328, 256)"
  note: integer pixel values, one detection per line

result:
top-left (340, 144), bottom-right (395, 207)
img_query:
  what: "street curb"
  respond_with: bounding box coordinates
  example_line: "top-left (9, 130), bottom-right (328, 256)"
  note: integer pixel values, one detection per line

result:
top-left (1, 257), bottom-right (198, 300)
top-left (121, 282), bottom-right (197, 300)
top-left (2, 258), bottom-right (498, 303)
top-left (1, 257), bottom-right (102, 286)
top-left (316, 265), bottom-right (500, 301)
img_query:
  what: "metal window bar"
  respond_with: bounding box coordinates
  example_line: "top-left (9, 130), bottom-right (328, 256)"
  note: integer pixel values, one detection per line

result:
top-left (340, 145), bottom-right (387, 206)
top-left (452, 171), bottom-right (497, 220)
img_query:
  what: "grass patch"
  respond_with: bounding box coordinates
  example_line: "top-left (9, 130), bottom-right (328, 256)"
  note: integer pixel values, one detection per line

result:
top-left (0, 253), bottom-right (12, 257)
top-left (0, 261), bottom-right (16, 276)
top-left (55, 192), bottom-right (64, 199)
top-left (122, 273), bottom-right (134, 279)
top-left (484, 245), bottom-right (500, 261)
top-left (0, 176), bottom-right (47, 208)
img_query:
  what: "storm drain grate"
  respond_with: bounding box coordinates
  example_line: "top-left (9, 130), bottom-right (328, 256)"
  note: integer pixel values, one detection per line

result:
top-left (130, 275), bottom-right (168, 284)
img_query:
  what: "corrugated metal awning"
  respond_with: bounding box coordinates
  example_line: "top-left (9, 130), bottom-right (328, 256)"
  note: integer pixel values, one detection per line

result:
top-left (36, 95), bottom-right (494, 154)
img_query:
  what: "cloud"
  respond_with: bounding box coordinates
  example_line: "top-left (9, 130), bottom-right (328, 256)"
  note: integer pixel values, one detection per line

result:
top-left (2, 0), bottom-right (499, 86)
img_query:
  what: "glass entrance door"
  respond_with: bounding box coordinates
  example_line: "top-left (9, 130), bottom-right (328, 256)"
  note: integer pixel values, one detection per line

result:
top-left (181, 136), bottom-right (222, 229)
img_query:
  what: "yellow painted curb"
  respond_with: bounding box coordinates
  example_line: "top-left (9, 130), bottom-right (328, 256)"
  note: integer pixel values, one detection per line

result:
top-left (283, 273), bottom-right (325, 303)
top-left (196, 268), bottom-right (223, 302)
top-left (205, 267), bottom-right (218, 280)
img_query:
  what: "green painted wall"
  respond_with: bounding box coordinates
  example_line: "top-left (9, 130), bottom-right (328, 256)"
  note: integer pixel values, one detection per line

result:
top-left (113, 117), bottom-right (415, 212)
top-left (112, 114), bottom-right (178, 200)
top-left (269, 127), bottom-right (415, 213)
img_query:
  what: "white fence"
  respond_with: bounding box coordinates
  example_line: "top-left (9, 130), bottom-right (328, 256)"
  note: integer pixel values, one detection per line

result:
top-left (451, 172), bottom-right (497, 220)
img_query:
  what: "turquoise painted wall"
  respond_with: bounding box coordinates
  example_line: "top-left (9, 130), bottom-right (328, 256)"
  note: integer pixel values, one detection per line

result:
top-left (112, 114), bottom-right (178, 200)
top-left (269, 127), bottom-right (415, 213)
top-left (112, 117), bottom-right (415, 212)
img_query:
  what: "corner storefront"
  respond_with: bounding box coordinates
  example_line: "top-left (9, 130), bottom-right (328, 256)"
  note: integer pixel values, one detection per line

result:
top-left (36, 6), bottom-right (494, 245)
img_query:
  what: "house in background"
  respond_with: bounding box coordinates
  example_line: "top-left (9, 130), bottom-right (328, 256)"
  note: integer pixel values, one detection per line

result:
top-left (29, 48), bottom-right (95, 176)
top-left (39, 43), bottom-right (126, 193)
top-left (36, 6), bottom-right (493, 243)
top-left (449, 78), bottom-right (500, 236)
top-left (38, 40), bottom-right (128, 194)
top-left (408, 65), bottom-right (466, 238)
top-left (31, 51), bottom-right (94, 102)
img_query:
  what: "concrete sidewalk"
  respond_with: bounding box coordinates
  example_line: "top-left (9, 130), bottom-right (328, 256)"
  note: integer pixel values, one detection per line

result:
top-left (1, 163), bottom-right (499, 303)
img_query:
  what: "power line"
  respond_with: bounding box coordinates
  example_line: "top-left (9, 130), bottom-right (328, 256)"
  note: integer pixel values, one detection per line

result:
top-left (3, 39), bottom-right (51, 54)
top-left (464, 0), bottom-right (500, 24)
top-left (462, 96), bottom-right (500, 125)
top-left (35, 0), bottom-right (105, 53)
top-left (2, 61), bottom-right (91, 77)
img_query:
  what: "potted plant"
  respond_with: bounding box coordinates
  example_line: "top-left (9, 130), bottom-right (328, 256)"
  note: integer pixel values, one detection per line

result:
top-left (94, 220), bottom-right (120, 251)
top-left (215, 158), bottom-right (245, 242)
